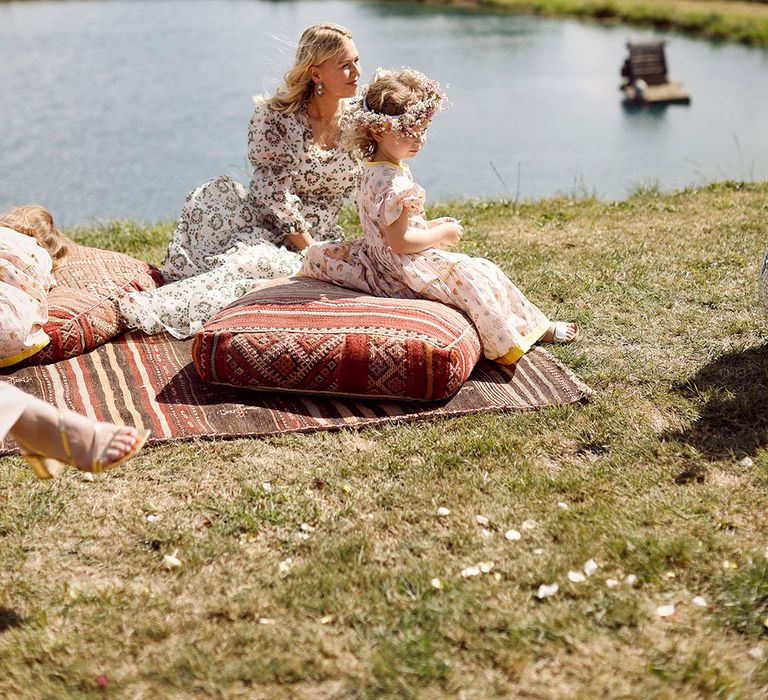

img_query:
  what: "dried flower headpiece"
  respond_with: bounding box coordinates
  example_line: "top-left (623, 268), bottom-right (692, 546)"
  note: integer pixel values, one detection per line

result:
top-left (345, 67), bottom-right (448, 139)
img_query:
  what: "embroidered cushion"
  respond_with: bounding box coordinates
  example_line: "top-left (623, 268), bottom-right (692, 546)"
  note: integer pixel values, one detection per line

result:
top-left (192, 277), bottom-right (482, 401)
top-left (24, 243), bottom-right (163, 365)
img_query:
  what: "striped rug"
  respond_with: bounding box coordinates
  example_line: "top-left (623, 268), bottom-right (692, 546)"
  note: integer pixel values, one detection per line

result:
top-left (0, 331), bottom-right (591, 454)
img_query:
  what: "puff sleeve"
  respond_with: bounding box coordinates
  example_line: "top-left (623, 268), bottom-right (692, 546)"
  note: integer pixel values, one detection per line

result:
top-left (247, 101), bottom-right (310, 241)
top-left (375, 169), bottom-right (427, 226)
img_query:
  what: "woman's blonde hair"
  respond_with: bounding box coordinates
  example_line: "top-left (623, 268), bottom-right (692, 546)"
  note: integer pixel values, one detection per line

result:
top-left (268, 23), bottom-right (354, 114)
top-left (0, 205), bottom-right (71, 266)
top-left (343, 69), bottom-right (434, 159)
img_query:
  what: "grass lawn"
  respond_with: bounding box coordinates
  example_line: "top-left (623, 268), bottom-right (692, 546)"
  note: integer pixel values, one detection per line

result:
top-left (2, 181), bottom-right (768, 697)
top-left (418, 0), bottom-right (768, 46)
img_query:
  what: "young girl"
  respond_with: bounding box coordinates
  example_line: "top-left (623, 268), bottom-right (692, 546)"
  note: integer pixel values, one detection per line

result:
top-left (301, 68), bottom-right (578, 365)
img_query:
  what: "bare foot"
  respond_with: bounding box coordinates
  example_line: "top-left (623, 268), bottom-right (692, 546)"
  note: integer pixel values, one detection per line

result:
top-left (541, 322), bottom-right (579, 344)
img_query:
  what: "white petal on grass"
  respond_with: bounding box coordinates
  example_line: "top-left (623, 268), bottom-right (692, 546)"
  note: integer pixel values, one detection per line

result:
top-left (480, 528), bottom-right (492, 539)
top-left (82, 472), bottom-right (95, 482)
top-left (461, 565), bottom-right (481, 578)
top-left (300, 523), bottom-right (315, 532)
top-left (258, 618), bottom-right (275, 625)
top-left (722, 560), bottom-right (737, 570)
top-left (522, 519), bottom-right (538, 530)
top-left (557, 502), bottom-right (569, 510)
top-left (163, 554), bottom-right (182, 569)
top-left (536, 583), bottom-right (559, 599)
top-left (625, 574), bottom-right (638, 587)
top-left (584, 559), bottom-right (599, 576)
top-left (606, 578), bottom-right (619, 588)
top-left (278, 558), bottom-right (293, 574)
top-left (319, 615), bottom-right (334, 625)
top-left (568, 571), bottom-right (586, 583)
top-left (655, 604), bottom-right (676, 618)
top-left (146, 514), bottom-right (159, 523)
top-left (479, 561), bottom-right (494, 573)
top-left (749, 645), bottom-right (765, 660)
top-left (476, 515), bottom-right (489, 526)
top-left (436, 507), bottom-right (451, 517)
top-left (663, 571), bottom-right (676, 579)
top-left (692, 596), bottom-right (707, 608)
top-left (297, 532), bottom-right (310, 541)
top-left (262, 482), bottom-right (273, 493)
top-left (739, 456), bottom-right (754, 468)
top-left (505, 529), bottom-right (521, 541)
top-left (430, 577), bottom-right (443, 590)
top-left (534, 548), bottom-right (545, 555)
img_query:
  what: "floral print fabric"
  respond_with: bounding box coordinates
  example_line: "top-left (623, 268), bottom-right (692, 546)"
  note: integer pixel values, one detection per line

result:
top-left (302, 162), bottom-right (550, 364)
top-left (0, 227), bottom-right (56, 366)
top-left (119, 99), bottom-right (360, 338)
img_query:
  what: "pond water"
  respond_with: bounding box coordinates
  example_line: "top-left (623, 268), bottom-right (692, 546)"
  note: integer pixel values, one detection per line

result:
top-left (1, 0), bottom-right (767, 226)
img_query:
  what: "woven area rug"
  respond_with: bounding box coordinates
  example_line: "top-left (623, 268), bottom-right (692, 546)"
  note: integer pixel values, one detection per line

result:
top-left (0, 331), bottom-right (592, 455)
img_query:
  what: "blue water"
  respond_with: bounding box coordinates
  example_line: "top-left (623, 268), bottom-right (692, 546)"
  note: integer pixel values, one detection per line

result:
top-left (1, 0), bottom-right (767, 226)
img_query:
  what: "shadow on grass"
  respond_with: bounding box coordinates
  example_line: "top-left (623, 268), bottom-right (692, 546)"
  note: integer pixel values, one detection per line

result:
top-left (668, 344), bottom-right (768, 460)
top-left (0, 607), bottom-right (24, 633)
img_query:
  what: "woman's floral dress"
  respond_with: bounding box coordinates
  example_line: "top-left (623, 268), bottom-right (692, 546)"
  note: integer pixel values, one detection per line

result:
top-left (119, 98), bottom-right (360, 338)
top-left (0, 227), bottom-right (56, 367)
top-left (301, 162), bottom-right (550, 364)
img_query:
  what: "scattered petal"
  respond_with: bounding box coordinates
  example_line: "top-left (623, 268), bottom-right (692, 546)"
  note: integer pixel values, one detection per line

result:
top-left (568, 571), bottom-right (586, 583)
top-left (584, 559), bottom-right (599, 576)
top-left (534, 548), bottom-right (545, 555)
top-left (655, 604), bottom-right (676, 618)
top-left (749, 645), bottom-right (765, 660)
top-left (479, 561), bottom-right (494, 573)
top-left (505, 529), bottom-right (521, 541)
top-left (625, 574), bottom-right (638, 587)
top-left (692, 596), bottom-right (707, 608)
top-left (297, 532), bottom-right (310, 541)
top-left (493, 572), bottom-right (502, 581)
top-left (461, 565), bottom-right (481, 578)
top-left (82, 472), bottom-right (95, 482)
top-left (319, 615), bottom-right (334, 625)
top-left (300, 523), bottom-right (315, 533)
top-left (557, 501), bottom-right (569, 510)
top-left (341, 484), bottom-right (352, 495)
top-left (739, 456), bottom-right (754, 468)
top-left (278, 558), bottom-right (293, 574)
top-left (436, 507), bottom-right (451, 517)
top-left (480, 528), bottom-right (492, 539)
top-left (146, 514), bottom-right (159, 523)
top-left (262, 482), bottom-right (273, 493)
top-left (258, 618), bottom-right (275, 625)
top-left (536, 583), bottom-right (559, 599)
top-left (722, 560), bottom-right (738, 570)
top-left (522, 519), bottom-right (538, 530)
top-left (430, 577), bottom-right (443, 590)
top-left (163, 553), bottom-right (182, 569)
top-left (606, 578), bottom-right (619, 588)
top-left (476, 515), bottom-right (489, 526)
top-left (96, 674), bottom-right (108, 688)
top-left (663, 570), bottom-right (676, 579)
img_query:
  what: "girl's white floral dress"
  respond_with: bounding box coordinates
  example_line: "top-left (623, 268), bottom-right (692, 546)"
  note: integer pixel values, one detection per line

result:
top-left (119, 99), bottom-right (360, 338)
top-left (302, 162), bottom-right (550, 364)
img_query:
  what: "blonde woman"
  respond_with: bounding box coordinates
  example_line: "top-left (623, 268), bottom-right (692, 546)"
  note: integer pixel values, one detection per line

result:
top-left (119, 22), bottom-right (362, 338)
top-left (0, 205), bottom-right (71, 367)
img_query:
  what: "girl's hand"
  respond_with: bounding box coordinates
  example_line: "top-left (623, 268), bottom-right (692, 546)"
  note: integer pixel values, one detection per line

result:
top-left (428, 216), bottom-right (458, 228)
top-left (441, 222), bottom-right (463, 247)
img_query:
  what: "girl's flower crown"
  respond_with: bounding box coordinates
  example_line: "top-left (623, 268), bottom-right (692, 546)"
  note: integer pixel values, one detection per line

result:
top-left (346, 67), bottom-right (448, 139)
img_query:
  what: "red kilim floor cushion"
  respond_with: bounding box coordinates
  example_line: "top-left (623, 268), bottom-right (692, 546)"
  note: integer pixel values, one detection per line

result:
top-left (193, 277), bottom-right (483, 401)
top-left (25, 243), bottom-right (163, 365)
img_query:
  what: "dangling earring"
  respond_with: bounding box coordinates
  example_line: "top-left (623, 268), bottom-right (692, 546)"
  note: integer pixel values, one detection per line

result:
top-left (316, 81), bottom-right (325, 97)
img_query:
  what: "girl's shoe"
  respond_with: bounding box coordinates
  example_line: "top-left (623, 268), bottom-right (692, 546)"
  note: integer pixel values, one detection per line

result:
top-left (19, 412), bottom-right (150, 479)
top-left (542, 322), bottom-right (580, 345)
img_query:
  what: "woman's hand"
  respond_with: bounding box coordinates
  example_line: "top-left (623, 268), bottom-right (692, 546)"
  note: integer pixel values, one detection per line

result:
top-left (286, 231), bottom-right (315, 251)
top-left (427, 216), bottom-right (459, 229)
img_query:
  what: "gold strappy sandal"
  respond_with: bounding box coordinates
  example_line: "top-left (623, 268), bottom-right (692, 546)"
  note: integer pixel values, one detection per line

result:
top-left (19, 412), bottom-right (150, 479)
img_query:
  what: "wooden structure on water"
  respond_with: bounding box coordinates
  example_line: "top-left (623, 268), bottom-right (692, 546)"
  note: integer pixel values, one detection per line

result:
top-left (620, 40), bottom-right (691, 106)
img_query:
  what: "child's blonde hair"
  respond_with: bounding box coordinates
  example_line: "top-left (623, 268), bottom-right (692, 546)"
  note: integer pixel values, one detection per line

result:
top-left (342, 68), bottom-right (446, 159)
top-left (268, 23), bottom-right (354, 114)
top-left (0, 205), bottom-right (71, 266)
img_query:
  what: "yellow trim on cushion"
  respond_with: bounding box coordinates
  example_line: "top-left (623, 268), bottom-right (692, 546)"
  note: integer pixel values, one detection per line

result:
top-left (0, 336), bottom-right (50, 368)
top-left (493, 321), bottom-right (550, 366)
